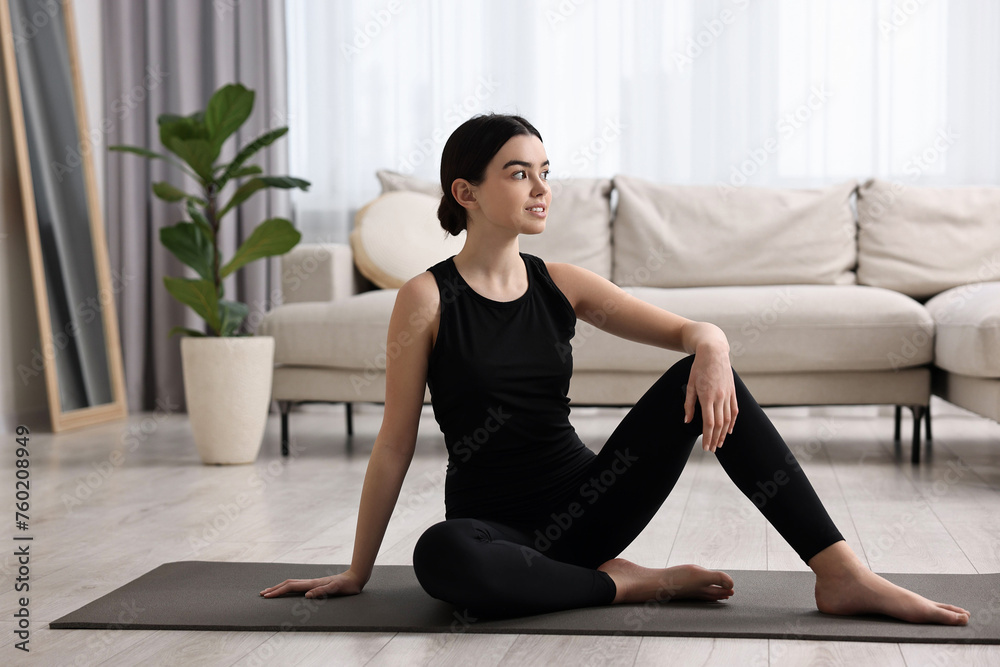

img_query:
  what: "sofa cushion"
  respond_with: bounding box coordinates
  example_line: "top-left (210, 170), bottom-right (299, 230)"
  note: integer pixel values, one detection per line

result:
top-left (374, 170), bottom-right (614, 280)
top-left (571, 284), bottom-right (933, 373)
top-left (260, 283), bottom-right (934, 375)
top-left (260, 289), bottom-right (398, 370)
top-left (377, 169), bottom-right (443, 197)
top-left (349, 191), bottom-right (466, 289)
top-left (856, 178), bottom-right (1000, 299)
top-left (924, 281), bottom-right (1000, 378)
top-left (612, 175), bottom-right (858, 288)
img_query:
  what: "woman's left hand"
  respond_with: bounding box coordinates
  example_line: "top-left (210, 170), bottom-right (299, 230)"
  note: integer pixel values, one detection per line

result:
top-left (683, 347), bottom-right (739, 453)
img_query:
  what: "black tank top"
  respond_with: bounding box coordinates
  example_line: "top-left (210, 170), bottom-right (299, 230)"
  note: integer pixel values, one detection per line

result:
top-left (425, 252), bottom-right (595, 525)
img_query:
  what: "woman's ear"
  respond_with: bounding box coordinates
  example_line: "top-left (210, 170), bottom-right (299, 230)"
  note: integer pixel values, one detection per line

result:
top-left (452, 179), bottom-right (479, 211)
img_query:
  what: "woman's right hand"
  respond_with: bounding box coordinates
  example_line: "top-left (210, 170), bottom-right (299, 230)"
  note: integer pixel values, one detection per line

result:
top-left (259, 569), bottom-right (366, 599)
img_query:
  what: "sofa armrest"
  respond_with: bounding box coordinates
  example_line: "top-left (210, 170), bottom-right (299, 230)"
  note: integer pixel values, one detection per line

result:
top-left (280, 243), bottom-right (366, 303)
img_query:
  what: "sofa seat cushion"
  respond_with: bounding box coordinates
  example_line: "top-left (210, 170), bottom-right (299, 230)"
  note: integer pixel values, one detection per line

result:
top-left (262, 283), bottom-right (934, 375)
top-left (924, 281), bottom-right (1000, 378)
top-left (260, 289), bottom-right (398, 369)
top-left (571, 284), bottom-right (934, 373)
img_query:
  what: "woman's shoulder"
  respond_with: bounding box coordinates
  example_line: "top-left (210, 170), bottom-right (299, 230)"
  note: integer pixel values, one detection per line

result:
top-left (399, 270), bottom-right (440, 307)
top-left (534, 257), bottom-right (581, 314)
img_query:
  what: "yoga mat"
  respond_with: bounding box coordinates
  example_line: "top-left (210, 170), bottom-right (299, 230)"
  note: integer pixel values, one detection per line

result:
top-left (50, 562), bottom-right (1000, 644)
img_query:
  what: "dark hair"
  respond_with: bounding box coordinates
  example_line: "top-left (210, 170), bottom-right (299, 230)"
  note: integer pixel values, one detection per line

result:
top-left (438, 113), bottom-right (543, 236)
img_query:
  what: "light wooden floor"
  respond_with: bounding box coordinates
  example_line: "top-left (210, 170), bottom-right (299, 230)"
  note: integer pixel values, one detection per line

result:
top-left (5, 396), bottom-right (1000, 666)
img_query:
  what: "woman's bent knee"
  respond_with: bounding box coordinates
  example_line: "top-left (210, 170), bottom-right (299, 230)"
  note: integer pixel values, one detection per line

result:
top-left (412, 519), bottom-right (485, 602)
top-left (413, 521), bottom-right (455, 586)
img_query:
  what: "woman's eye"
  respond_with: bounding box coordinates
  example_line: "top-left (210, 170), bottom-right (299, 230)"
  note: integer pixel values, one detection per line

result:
top-left (541, 171), bottom-right (549, 180)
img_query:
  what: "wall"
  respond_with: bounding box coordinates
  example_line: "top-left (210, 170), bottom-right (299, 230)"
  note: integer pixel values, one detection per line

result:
top-left (0, 0), bottom-right (104, 432)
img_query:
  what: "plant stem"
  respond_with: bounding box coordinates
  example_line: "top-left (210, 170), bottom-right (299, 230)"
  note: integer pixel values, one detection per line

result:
top-left (206, 182), bottom-right (220, 337)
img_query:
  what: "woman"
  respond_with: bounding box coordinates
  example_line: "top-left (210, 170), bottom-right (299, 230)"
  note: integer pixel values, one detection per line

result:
top-left (261, 114), bottom-right (970, 625)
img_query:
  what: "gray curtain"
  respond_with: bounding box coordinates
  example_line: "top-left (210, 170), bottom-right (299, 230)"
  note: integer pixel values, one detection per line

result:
top-left (103, 0), bottom-right (289, 413)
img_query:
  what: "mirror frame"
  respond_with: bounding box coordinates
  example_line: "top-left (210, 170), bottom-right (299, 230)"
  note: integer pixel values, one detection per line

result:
top-left (0, 0), bottom-right (127, 431)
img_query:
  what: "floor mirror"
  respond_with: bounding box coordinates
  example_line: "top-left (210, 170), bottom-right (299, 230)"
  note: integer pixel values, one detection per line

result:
top-left (0, 0), bottom-right (127, 431)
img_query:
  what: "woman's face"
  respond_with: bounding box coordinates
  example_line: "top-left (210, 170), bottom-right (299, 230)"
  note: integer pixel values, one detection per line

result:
top-left (465, 133), bottom-right (551, 233)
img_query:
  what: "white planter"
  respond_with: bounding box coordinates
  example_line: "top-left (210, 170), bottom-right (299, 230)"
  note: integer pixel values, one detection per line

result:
top-left (181, 336), bottom-right (274, 465)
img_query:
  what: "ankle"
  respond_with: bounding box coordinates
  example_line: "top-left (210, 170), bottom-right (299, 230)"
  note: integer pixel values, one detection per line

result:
top-left (808, 540), bottom-right (866, 581)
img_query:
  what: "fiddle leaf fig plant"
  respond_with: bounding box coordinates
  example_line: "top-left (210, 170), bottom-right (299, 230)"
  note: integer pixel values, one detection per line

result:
top-left (110, 82), bottom-right (309, 337)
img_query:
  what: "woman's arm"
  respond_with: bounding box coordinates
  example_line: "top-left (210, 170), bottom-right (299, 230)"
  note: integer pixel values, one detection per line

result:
top-left (546, 261), bottom-right (728, 355)
top-left (261, 274), bottom-right (437, 598)
top-left (348, 273), bottom-right (438, 583)
top-left (348, 436), bottom-right (416, 585)
top-left (546, 262), bottom-right (737, 451)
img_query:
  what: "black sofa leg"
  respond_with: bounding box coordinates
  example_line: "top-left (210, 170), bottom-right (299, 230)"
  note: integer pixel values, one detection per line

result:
top-left (893, 405), bottom-right (902, 442)
top-left (346, 402), bottom-right (354, 436)
top-left (279, 400), bottom-right (292, 457)
top-left (910, 404), bottom-right (925, 464)
top-left (925, 402), bottom-right (933, 442)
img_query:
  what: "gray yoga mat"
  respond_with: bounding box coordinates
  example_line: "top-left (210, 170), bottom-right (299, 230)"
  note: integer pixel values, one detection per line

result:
top-left (50, 561), bottom-right (1000, 644)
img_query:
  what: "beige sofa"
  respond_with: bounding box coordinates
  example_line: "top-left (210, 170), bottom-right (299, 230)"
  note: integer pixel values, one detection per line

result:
top-left (258, 173), bottom-right (1000, 463)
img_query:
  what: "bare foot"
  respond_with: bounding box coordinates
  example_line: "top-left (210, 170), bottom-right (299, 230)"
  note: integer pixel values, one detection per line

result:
top-left (814, 567), bottom-right (970, 625)
top-left (596, 557), bottom-right (734, 604)
top-left (810, 542), bottom-right (970, 625)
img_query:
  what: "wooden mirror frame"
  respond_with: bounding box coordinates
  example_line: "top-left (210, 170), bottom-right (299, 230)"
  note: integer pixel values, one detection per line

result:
top-left (0, 0), bottom-right (127, 431)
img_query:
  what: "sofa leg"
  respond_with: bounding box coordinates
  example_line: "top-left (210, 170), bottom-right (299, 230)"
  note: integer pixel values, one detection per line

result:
top-left (911, 405), bottom-right (925, 464)
top-left (925, 402), bottom-right (933, 442)
top-left (346, 402), bottom-right (354, 436)
top-left (279, 401), bottom-right (292, 457)
top-left (893, 405), bottom-right (902, 442)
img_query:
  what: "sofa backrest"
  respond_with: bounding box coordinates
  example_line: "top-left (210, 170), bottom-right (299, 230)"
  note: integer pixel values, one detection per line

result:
top-left (368, 170), bottom-right (999, 296)
top-left (375, 170), bottom-right (614, 280)
top-left (611, 175), bottom-right (858, 287)
top-left (856, 178), bottom-right (1000, 300)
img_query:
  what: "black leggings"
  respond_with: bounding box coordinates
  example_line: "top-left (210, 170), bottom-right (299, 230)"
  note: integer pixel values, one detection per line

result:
top-left (412, 353), bottom-right (845, 619)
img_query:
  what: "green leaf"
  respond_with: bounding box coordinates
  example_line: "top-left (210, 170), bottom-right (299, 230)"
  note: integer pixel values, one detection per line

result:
top-left (218, 300), bottom-right (250, 337)
top-left (166, 137), bottom-right (216, 183)
top-left (163, 277), bottom-right (221, 335)
top-left (217, 175), bottom-right (310, 219)
top-left (257, 176), bottom-right (311, 190)
top-left (230, 164), bottom-right (263, 179)
top-left (109, 144), bottom-right (201, 182)
top-left (205, 84), bottom-right (254, 156)
top-left (159, 222), bottom-right (216, 282)
top-left (152, 181), bottom-right (190, 203)
top-left (215, 127), bottom-right (288, 190)
top-left (217, 178), bottom-right (267, 220)
top-left (185, 199), bottom-right (214, 242)
top-left (220, 218), bottom-right (302, 278)
top-left (168, 326), bottom-right (207, 338)
top-left (158, 113), bottom-right (210, 150)
top-left (110, 145), bottom-right (172, 160)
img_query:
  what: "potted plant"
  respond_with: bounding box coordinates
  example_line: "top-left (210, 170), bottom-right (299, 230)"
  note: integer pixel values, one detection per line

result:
top-left (110, 82), bottom-right (309, 465)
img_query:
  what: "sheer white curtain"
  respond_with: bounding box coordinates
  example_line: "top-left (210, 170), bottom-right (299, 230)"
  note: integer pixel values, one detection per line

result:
top-left (286, 0), bottom-right (1000, 244)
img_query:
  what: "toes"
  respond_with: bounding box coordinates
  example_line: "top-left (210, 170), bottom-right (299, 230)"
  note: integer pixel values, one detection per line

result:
top-left (701, 588), bottom-right (731, 601)
top-left (936, 604), bottom-right (970, 624)
top-left (714, 571), bottom-right (734, 589)
top-left (927, 604), bottom-right (968, 625)
top-left (946, 610), bottom-right (969, 625)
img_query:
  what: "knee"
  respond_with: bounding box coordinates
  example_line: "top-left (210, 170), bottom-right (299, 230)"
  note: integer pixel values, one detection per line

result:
top-left (412, 520), bottom-right (478, 600)
top-left (413, 520), bottom-right (453, 578)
